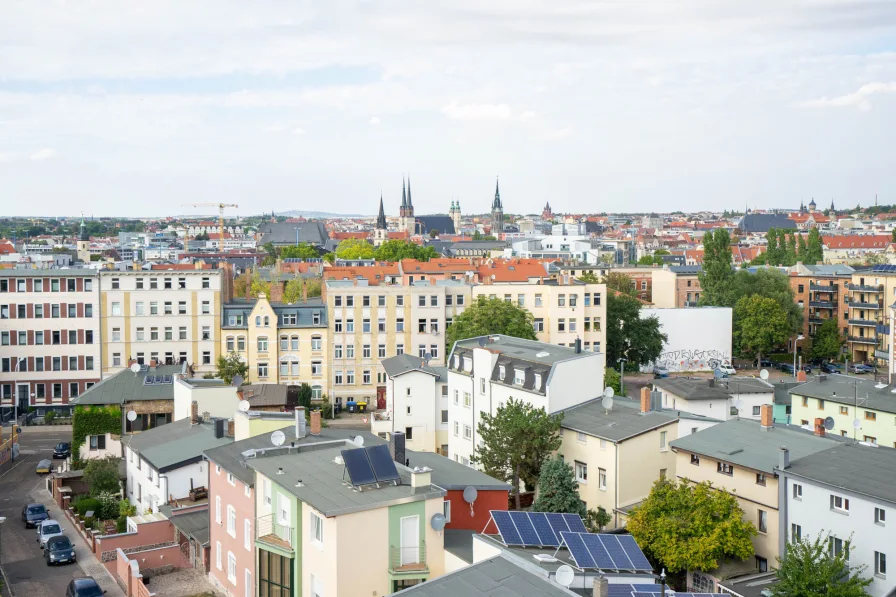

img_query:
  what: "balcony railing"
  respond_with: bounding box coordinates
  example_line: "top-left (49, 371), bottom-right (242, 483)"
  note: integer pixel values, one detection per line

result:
top-left (683, 301), bottom-right (699, 307)
top-left (256, 513), bottom-right (294, 553)
top-left (848, 284), bottom-right (883, 292)
top-left (389, 541), bottom-right (428, 574)
top-left (878, 324), bottom-right (891, 336)
top-left (848, 336), bottom-right (878, 345)
top-left (809, 317), bottom-right (830, 324)
top-left (848, 319), bottom-right (878, 327)
top-left (810, 284), bottom-right (839, 292)
top-left (809, 301), bottom-right (835, 309)
top-left (847, 301), bottom-right (882, 310)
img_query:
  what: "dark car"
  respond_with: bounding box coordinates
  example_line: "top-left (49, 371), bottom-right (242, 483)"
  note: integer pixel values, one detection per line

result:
top-left (65, 577), bottom-right (106, 597)
top-left (22, 503), bottom-right (49, 528)
top-left (780, 363), bottom-right (795, 375)
top-left (44, 534), bottom-right (76, 565)
top-left (822, 363), bottom-right (843, 374)
top-left (802, 365), bottom-right (812, 373)
top-left (53, 442), bottom-right (71, 459)
top-left (754, 358), bottom-right (773, 368)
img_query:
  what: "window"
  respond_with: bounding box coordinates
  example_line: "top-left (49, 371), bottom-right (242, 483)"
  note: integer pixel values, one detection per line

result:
top-left (216, 541), bottom-right (222, 570)
top-left (818, 399), bottom-right (825, 410)
top-left (876, 507), bottom-right (886, 525)
top-left (463, 392), bottom-right (471, 407)
top-left (257, 363), bottom-right (269, 378)
top-left (758, 510), bottom-right (768, 533)
top-left (378, 344), bottom-right (386, 358)
top-left (830, 495), bottom-right (850, 513)
top-left (346, 319), bottom-right (354, 332)
top-left (576, 432), bottom-right (587, 443)
top-left (866, 411), bottom-right (877, 421)
top-left (756, 556), bottom-right (768, 573)
top-left (202, 277), bottom-right (210, 289)
top-left (334, 318), bottom-right (343, 333)
top-left (793, 483), bottom-right (802, 499)
top-left (111, 277), bottom-right (120, 289)
top-left (598, 468), bottom-right (607, 490)
top-left (263, 478), bottom-right (271, 506)
top-left (839, 406), bottom-right (849, 415)
top-left (463, 425), bottom-right (472, 440)
top-left (829, 536), bottom-right (846, 558)
top-left (441, 410), bottom-right (449, 424)
top-left (756, 473), bottom-right (767, 486)
top-left (876, 552), bottom-right (887, 578)
top-left (237, 337), bottom-right (246, 351)
top-left (791, 523), bottom-right (802, 541)
top-left (178, 301), bottom-right (187, 315)
top-left (135, 301), bottom-right (145, 316)
top-left (111, 301), bottom-right (121, 316)
top-left (558, 318), bottom-right (565, 332)
top-left (558, 294), bottom-right (566, 307)
top-left (363, 370), bottom-right (371, 384)
top-left (718, 462), bottom-right (734, 476)
top-left (89, 434), bottom-right (106, 450)
top-left (150, 301), bottom-right (158, 315)
top-left (311, 361), bottom-right (322, 375)
top-left (201, 300), bottom-right (210, 314)
top-left (215, 497), bottom-right (222, 523)
top-left (257, 337), bottom-right (268, 351)
top-left (227, 337), bottom-right (235, 351)
top-left (660, 431), bottom-right (667, 450)
top-left (362, 344), bottom-right (371, 359)
top-left (227, 505), bottom-right (236, 537)
top-left (259, 550), bottom-right (292, 597)
top-left (310, 511), bottom-right (324, 545)
top-left (513, 369), bottom-right (525, 385)
top-left (227, 551), bottom-right (237, 585)
top-left (453, 421), bottom-right (459, 436)
top-left (575, 461), bottom-right (587, 483)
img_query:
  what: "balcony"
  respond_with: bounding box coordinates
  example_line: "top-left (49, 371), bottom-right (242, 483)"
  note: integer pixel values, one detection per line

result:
top-left (849, 319), bottom-right (878, 327)
top-left (256, 513), bottom-right (294, 554)
top-left (809, 317), bottom-right (829, 324)
top-left (390, 541), bottom-right (428, 574)
top-left (683, 301), bottom-right (699, 307)
top-left (848, 336), bottom-right (878, 345)
top-left (810, 284), bottom-right (838, 292)
top-left (848, 284), bottom-right (883, 292)
top-left (878, 324), bottom-right (891, 335)
top-left (809, 301), bottom-right (835, 309)
top-left (875, 349), bottom-right (890, 361)
top-left (848, 301), bottom-right (882, 310)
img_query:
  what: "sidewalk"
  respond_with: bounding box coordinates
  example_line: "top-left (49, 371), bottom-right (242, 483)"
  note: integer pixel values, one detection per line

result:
top-left (30, 486), bottom-right (126, 597)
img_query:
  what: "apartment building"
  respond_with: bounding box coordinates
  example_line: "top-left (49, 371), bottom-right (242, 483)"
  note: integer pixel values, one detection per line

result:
top-left (846, 266), bottom-right (896, 365)
top-left (785, 264), bottom-right (852, 344)
top-left (653, 377), bottom-right (774, 423)
top-left (100, 269), bottom-right (224, 374)
top-left (670, 409), bottom-right (838, 589)
top-left (447, 335), bottom-right (603, 467)
top-left (221, 296), bottom-right (328, 392)
top-left (0, 270), bottom-right (101, 414)
top-left (778, 442), bottom-right (896, 597)
top-left (651, 265), bottom-right (702, 308)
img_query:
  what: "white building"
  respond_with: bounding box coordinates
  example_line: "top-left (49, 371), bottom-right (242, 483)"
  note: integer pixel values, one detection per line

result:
top-left (374, 353), bottom-right (450, 455)
top-left (447, 335), bottom-right (603, 467)
top-left (643, 306), bottom-right (733, 373)
top-left (125, 415), bottom-right (233, 514)
top-left (172, 377), bottom-right (239, 422)
top-left (778, 442), bottom-right (896, 597)
top-left (653, 377), bottom-right (775, 422)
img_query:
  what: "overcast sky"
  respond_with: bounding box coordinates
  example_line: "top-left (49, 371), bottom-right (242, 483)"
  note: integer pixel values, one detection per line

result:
top-left (2, 1), bottom-right (895, 218)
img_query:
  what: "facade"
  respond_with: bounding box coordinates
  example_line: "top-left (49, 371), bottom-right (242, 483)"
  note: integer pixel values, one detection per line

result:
top-left (643, 306), bottom-right (732, 373)
top-left (0, 270), bottom-right (101, 413)
top-left (221, 296), bottom-right (328, 392)
top-left (653, 377), bottom-right (774, 422)
top-left (778, 442), bottom-right (896, 597)
top-left (447, 335), bottom-right (604, 467)
top-left (845, 266), bottom-right (895, 365)
top-left (100, 269), bottom-right (224, 375)
top-left (785, 264), bottom-right (852, 345)
top-left (650, 265), bottom-right (703, 308)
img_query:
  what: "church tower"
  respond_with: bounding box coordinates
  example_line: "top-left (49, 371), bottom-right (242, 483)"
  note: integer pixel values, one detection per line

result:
top-left (399, 177), bottom-right (415, 233)
top-left (76, 216), bottom-right (91, 262)
top-left (450, 199), bottom-right (462, 233)
top-left (491, 178), bottom-right (504, 235)
top-left (374, 194), bottom-right (388, 246)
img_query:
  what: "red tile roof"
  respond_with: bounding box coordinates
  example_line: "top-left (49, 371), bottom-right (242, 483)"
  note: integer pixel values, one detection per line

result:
top-left (822, 235), bottom-right (891, 249)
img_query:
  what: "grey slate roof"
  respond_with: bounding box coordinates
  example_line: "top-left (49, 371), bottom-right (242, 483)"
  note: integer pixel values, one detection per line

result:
top-left (668, 265), bottom-right (702, 274)
top-left (559, 399), bottom-right (678, 442)
top-left (406, 452), bottom-right (511, 491)
top-left (452, 335), bottom-right (587, 367)
top-left (382, 353), bottom-right (447, 381)
top-left (246, 444), bottom-right (445, 517)
top-left (127, 418), bottom-right (232, 472)
top-left (71, 364), bottom-right (186, 406)
top-left (740, 213), bottom-right (797, 234)
top-left (414, 215), bottom-right (456, 236)
top-left (256, 221), bottom-right (329, 246)
top-left (390, 554), bottom-right (579, 597)
top-left (670, 418), bottom-right (839, 473)
top-left (162, 509), bottom-right (210, 546)
top-left (653, 378), bottom-right (730, 400)
top-left (783, 441), bottom-right (896, 503)
top-left (240, 384), bottom-right (290, 407)
top-left (222, 298), bottom-right (327, 330)
top-left (789, 375), bottom-right (896, 415)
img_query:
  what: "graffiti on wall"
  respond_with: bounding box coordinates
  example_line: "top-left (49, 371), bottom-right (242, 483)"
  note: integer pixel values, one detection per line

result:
top-left (655, 348), bottom-right (730, 372)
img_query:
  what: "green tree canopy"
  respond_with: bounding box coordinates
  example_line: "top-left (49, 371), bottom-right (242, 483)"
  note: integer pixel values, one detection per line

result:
top-left (84, 456), bottom-right (123, 496)
top-left (473, 398), bottom-right (563, 509)
top-left (532, 458), bottom-right (585, 516)
top-left (729, 269), bottom-right (803, 336)
top-left (606, 292), bottom-right (668, 368)
top-left (373, 240), bottom-right (438, 262)
top-left (214, 352), bottom-right (249, 385)
top-left (733, 294), bottom-right (791, 362)
top-left (445, 296), bottom-right (537, 352)
top-left (627, 478), bottom-right (756, 573)
top-left (602, 272), bottom-right (636, 296)
top-left (282, 276), bottom-right (321, 303)
top-left (771, 534), bottom-right (872, 597)
top-left (335, 238), bottom-right (375, 260)
top-left (577, 271), bottom-right (600, 283)
top-left (280, 243), bottom-right (319, 259)
top-left (810, 318), bottom-right (844, 362)
top-left (698, 229), bottom-right (734, 306)
top-left (766, 229), bottom-right (781, 265)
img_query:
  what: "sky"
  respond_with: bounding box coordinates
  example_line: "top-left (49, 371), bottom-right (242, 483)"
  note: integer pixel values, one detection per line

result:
top-left (1, 1), bottom-right (896, 218)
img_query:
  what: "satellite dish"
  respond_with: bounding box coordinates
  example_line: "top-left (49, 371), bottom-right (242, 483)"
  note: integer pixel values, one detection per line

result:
top-left (555, 565), bottom-right (575, 588)
top-left (238, 400), bottom-right (251, 413)
top-left (602, 396), bottom-right (614, 411)
top-left (463, 486), bottom-right (478, 504)
top-left (430, 513), bottom-right (447, 532)
top-left (353, 435), bottom-right (365, 447)
top-left (735, 399), bottom-right (744, 409)
top-left (232, 375), bottom-right (244, 387)
top-left (423, 352), bottom-right (432, 365)
top-left (271, 430), bottom-right (286, 447)
top-left (130, 363), bottom-right (141, 374)
top-left (824, 416), bottom-right (835, 431)
top-left (126, 410), bottom-right (137, 422)
top-left (759, 369), bottom-right (769, 380)
top-left (603, 387), bottom-right (615, 399)
top-left (853, 419), bottom-right (862, 429)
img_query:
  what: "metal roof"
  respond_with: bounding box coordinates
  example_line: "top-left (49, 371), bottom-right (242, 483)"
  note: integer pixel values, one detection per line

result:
top-left (406, 452), bottom-right (511, 491)
top-left (783, 441), bottom-right (896, 504)
top-left (670, 418), bottom-right (839, 474)
top-left (0, 270), bottom-right (98, 277)
top-left (652, 378), bottom-right (730, 400)
top-left (71, 364), bottom-right (186, 406)
top-left (221, 298), bottom-right (327, 330)
top-left (381, 353), bottom-right (447, 381)
top-left (452, 335), bottom-right (588, 367)
top-left (161, 508), bottom-right (210, 546)
top-left (128, 418), bottom-right (232, 472)
top-left (789, 375), bottom-right (896, 415)
top-left (559, 399), bottom-right (677, 442)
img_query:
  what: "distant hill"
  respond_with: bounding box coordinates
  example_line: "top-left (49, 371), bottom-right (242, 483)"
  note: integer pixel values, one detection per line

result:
top-left (266, 209), bottom-right (367, 218)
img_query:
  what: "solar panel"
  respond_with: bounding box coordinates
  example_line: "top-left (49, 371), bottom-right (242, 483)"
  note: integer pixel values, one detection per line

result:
top-left (143, 376), bottom-right (156, 385)
top-left (341, 448), bottom-right (377, 487)
top-left (365, 445), bottom-right (400, 484)
top-left (632, 594), bottom-right (717, 597)
top-left (581, 533), bottom-right (616, 570)
top-left (508, 511), bottom-right (541, 546)
top-left (563, 513), bottom-right (588, 533)
top-left (607, 585), bottom-right (663, 597)
top-left (492, 510), bottom-right (523, 545)
top-left (560, 531), bottom-right (597, 568)
top-left (528, 512), bottom-right (560, 546)
top-left (161, 375), bottom-right (173, 384)
top-left (617, 534), bottom-right (653, 571)
top-left (545, 512), bottom-right (570, 537)
top-left (602, 534), bottom-right (635, 570)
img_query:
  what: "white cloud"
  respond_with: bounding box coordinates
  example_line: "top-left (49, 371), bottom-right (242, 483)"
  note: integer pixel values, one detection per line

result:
top-left (799, 82), bottom-right (896, 110)
top-left (292, 127), bottom-right (307, 135)
top-left (442, 102), bottom-right (536, 122)
top-left (0, 152), bottom-right (13, 163)
top-left (29, 148), bottom-right (56, 161)
top-left (369, 116), bottom-right (381, 126)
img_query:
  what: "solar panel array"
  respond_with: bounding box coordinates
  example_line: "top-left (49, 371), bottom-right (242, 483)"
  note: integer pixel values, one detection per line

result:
top-left (872, 265), bottom-right (896, 273)
top-left (607, 586), bottom-right (666, 597)
top-left (559, 532), bottom-right (653, 572)
top-left (490, 510), bottom-right (587, 547)
top-left (341, 446), bottom-right (401, 487)
top-left (632, 593), bottom-right (719, 597)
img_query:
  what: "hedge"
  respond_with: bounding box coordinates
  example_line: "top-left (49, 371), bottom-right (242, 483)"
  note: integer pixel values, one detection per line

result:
top-left (71, 405), bottom-right (121, 469)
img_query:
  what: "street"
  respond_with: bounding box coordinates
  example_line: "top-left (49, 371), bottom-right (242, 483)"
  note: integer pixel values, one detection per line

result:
top-left (0, 426), bottom-right (99, 597)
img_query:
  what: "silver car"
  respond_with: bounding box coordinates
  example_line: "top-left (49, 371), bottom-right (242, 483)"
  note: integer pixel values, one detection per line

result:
top-left (36, 519), bottom-right (64, 549)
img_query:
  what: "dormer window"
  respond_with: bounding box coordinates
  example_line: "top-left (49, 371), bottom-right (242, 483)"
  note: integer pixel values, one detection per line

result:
top-left (464, 357), bottom-right (472, 371)
top-left (498, 365), bottom-right (506, 379)
top-left (534, 373), bottom-right (542, 388)
top-left (514, 369), bottom-right (525, 385)
top-left (453, 355), bottom-right (459, 369)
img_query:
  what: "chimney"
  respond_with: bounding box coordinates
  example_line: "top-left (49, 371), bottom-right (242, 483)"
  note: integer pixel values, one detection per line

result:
top-left (708, 378), bottom-right (715, 388)
top-left (390, 431), bottom-right (406, 465)
top-left (640, 387), bottom-right (651, 413)
top-left (309, 410), bottom-right (321, 435)
top-left (760, 404), bottom-right (774, 429)
top-left (191, 401), bottom-right (199, 425)
top-left (651, 390), bottom-right (663, 412)
top-left (295, 407), bottom-right (306, 439)
top-left (814, 417), bottom-right (825, 437)
top-left (779, 446), bottom-right (790, 470)
top-left (575, 338), bottom-right (582, 354)
top-left (592, 576), bottom-right (609, 597)
top-left (797, 370), bottom-right (807, 382)
top-left (214, 418), bottom-right (225, 439)
top-left (410, 466), bottom-right (432, 489)
top-left (149, 359), bottom-right (158, 368)
top-left (269, 281), bottom-right (283, 303)
top-left (128, 359), bottom-right (137, 368)
top-left (302, 282), bottom-right (308, 303)
top-left (227, 419), bottom-right (234, 438)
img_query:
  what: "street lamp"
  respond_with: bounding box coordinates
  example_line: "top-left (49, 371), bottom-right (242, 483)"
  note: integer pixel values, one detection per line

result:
top-left (793, 334), bottom-right (805, 375)
top-left (618, 357), bottom-right (628, 398)
top-left (660, 568), bottom-right (667, 596)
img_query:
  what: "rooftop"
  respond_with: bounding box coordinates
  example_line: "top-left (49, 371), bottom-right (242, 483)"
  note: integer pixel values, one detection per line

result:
top-left (127, 418), bottom-right (232, 473)
top-left (452, 335), bottom-right (589, 367)
top-left (72, 364), bottom-right (186, 406)
top-left (790, 375), bottom-right (896, 415)
top-left (653, 377), bottom-right (773, 401)
top-left (240, 384), bottom-right (291, 407)
top-left (406, 451), bottom-right (510, 491)
top-left (783, 441), bottom-right (896, 504)
top-left (382, 353), bottom-right (448, 381)
top-left (670, 418), bottom-right (840, 474)
top-left (559, 399), bottom-right (677, 442)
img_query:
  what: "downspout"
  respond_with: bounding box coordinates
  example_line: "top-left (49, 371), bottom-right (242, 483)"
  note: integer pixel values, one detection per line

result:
top-left (614, 441), bottom-right (620, 529)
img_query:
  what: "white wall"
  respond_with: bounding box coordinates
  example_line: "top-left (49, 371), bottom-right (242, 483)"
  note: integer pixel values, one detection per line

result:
top-left (377, 370), bottom-right (446, 453)
top-left (644, 306), bottom-right (733, 372)
top-left (173, 378), bottom-right (240, 422)
top-left (79, 433), bottom-right (122, 462)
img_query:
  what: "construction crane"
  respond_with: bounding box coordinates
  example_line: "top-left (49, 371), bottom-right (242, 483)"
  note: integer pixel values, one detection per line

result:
top-left (182, 203), bottom-right (238, 244)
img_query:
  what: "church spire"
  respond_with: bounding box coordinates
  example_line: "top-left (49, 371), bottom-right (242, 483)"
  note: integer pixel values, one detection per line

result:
top-left (406, 177), bottom-right (413, 208)
top-left (78, 214), bottom-right (89, 242)
top-left (401, 178), bottom-right (407, 209)
top-left (376, 193), bottom-right (387, 230)
top-left (493, 177), bottom-right (502, 209)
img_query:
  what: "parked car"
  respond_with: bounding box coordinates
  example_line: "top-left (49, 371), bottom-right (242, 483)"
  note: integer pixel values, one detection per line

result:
top-left (754, 358), bottom-right (773, 368)
top-left (850, 364), bottom-right (875, 374)
top-left (780, 363), bottom-right (795, 375)
top-left (35, 459), bottom-right (53, 474)
top-left (44, 534), bottom-right (76, 565)
top-left (53, 442), bottom-right (71, 459)
top-left (717, 362), bottom-right (736, 375)
top-left (65, 577), bottom-right (106, 597)
top-left (653, 365), bottom-right (669, 379)
top-left (822, 363), bottom-right (843, 374)
top-left (36, 519), bottom-right (64, 549)
top-left (802, 365), bottom-right (812, 373)
top-left (22, 503), bottom-right (49, 528)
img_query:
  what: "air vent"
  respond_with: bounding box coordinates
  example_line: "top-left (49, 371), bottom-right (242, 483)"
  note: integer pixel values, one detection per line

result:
top-left (532, 554), bottom-right (557, 563)
top-left (536, 351), bottom-right (550, 358)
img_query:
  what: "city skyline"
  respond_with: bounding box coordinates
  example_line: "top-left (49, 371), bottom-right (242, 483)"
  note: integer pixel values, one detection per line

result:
top-left (1, 1), bottom-right (895, 217)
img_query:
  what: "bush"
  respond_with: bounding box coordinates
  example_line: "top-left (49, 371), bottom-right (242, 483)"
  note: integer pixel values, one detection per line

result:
top-left (116, 516), bottom-right (127, 534)
top-left (96, 492), bottom-right (120, 520)
top-left (74, 497), bottom-right (101, 517)
top-left (44, 411), bottom-right (56, 423)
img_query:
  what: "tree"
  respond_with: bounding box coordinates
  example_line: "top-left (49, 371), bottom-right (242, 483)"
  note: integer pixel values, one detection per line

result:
top-left (214, 352), bottom-right (249, 385)
top-left (532, 458), bottom-right (585, 516)
top-left (771, 534), bottom-right (872, 597)
top-left (627, 478), bottom-right (756, 574)
top-left (602, 272), bottom-right (636, 296)
top-left (84, 456), bottom-right (123, 496)
top-left (638, 255), bottom-right (656, 265)
top-left (297, 383), bottom-right (313, 410)
top-left (796, 233), bottom-right (808, 262)
top-left (335, 238), bottom-right (375, 260)
top-left (195, 232), bottom-right (210, 241)
top-left (728, 269), bottom-right (803, 336)
top-left (472, 230), bottom-right (482, 241)
top-left (606, 292), bottom-right (668, 368)
top-left (699, 229), bottom-right (734, 306)
top-left (810, 319), bottom-right (844, 362)
top-left (766, 229), bottom-right (780, 265)
top-left (283, 276), bottom-right (304, 303)
top-left (604, 367), bottom-right (624, 396)
top-left (585, 507), bottom-right (612, 533)
top-left (429, 228), bottom-right (439, 238)
top-left (323, 252), bottom-right (336, 264)
top-left (806, 227), bottom-right (824, 264)
top-left (373, 240), bottom-right (438, 262)
top-left (234, 270), bottom-right (271, 299)
top-left (280, 243), bottom-right (319, 259)
top-left (785, 231), bottom-right (798, 266)
top-left (892, 228), bottom-right (896, 244)
top-left (473, 398), bottom-right (563, 509)
top-left (577, 271), bottom-right (600, 283)
top-left (445, 296), bottom-right (537, 352)
top-left (733, 294), bottom-right (791, 364)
